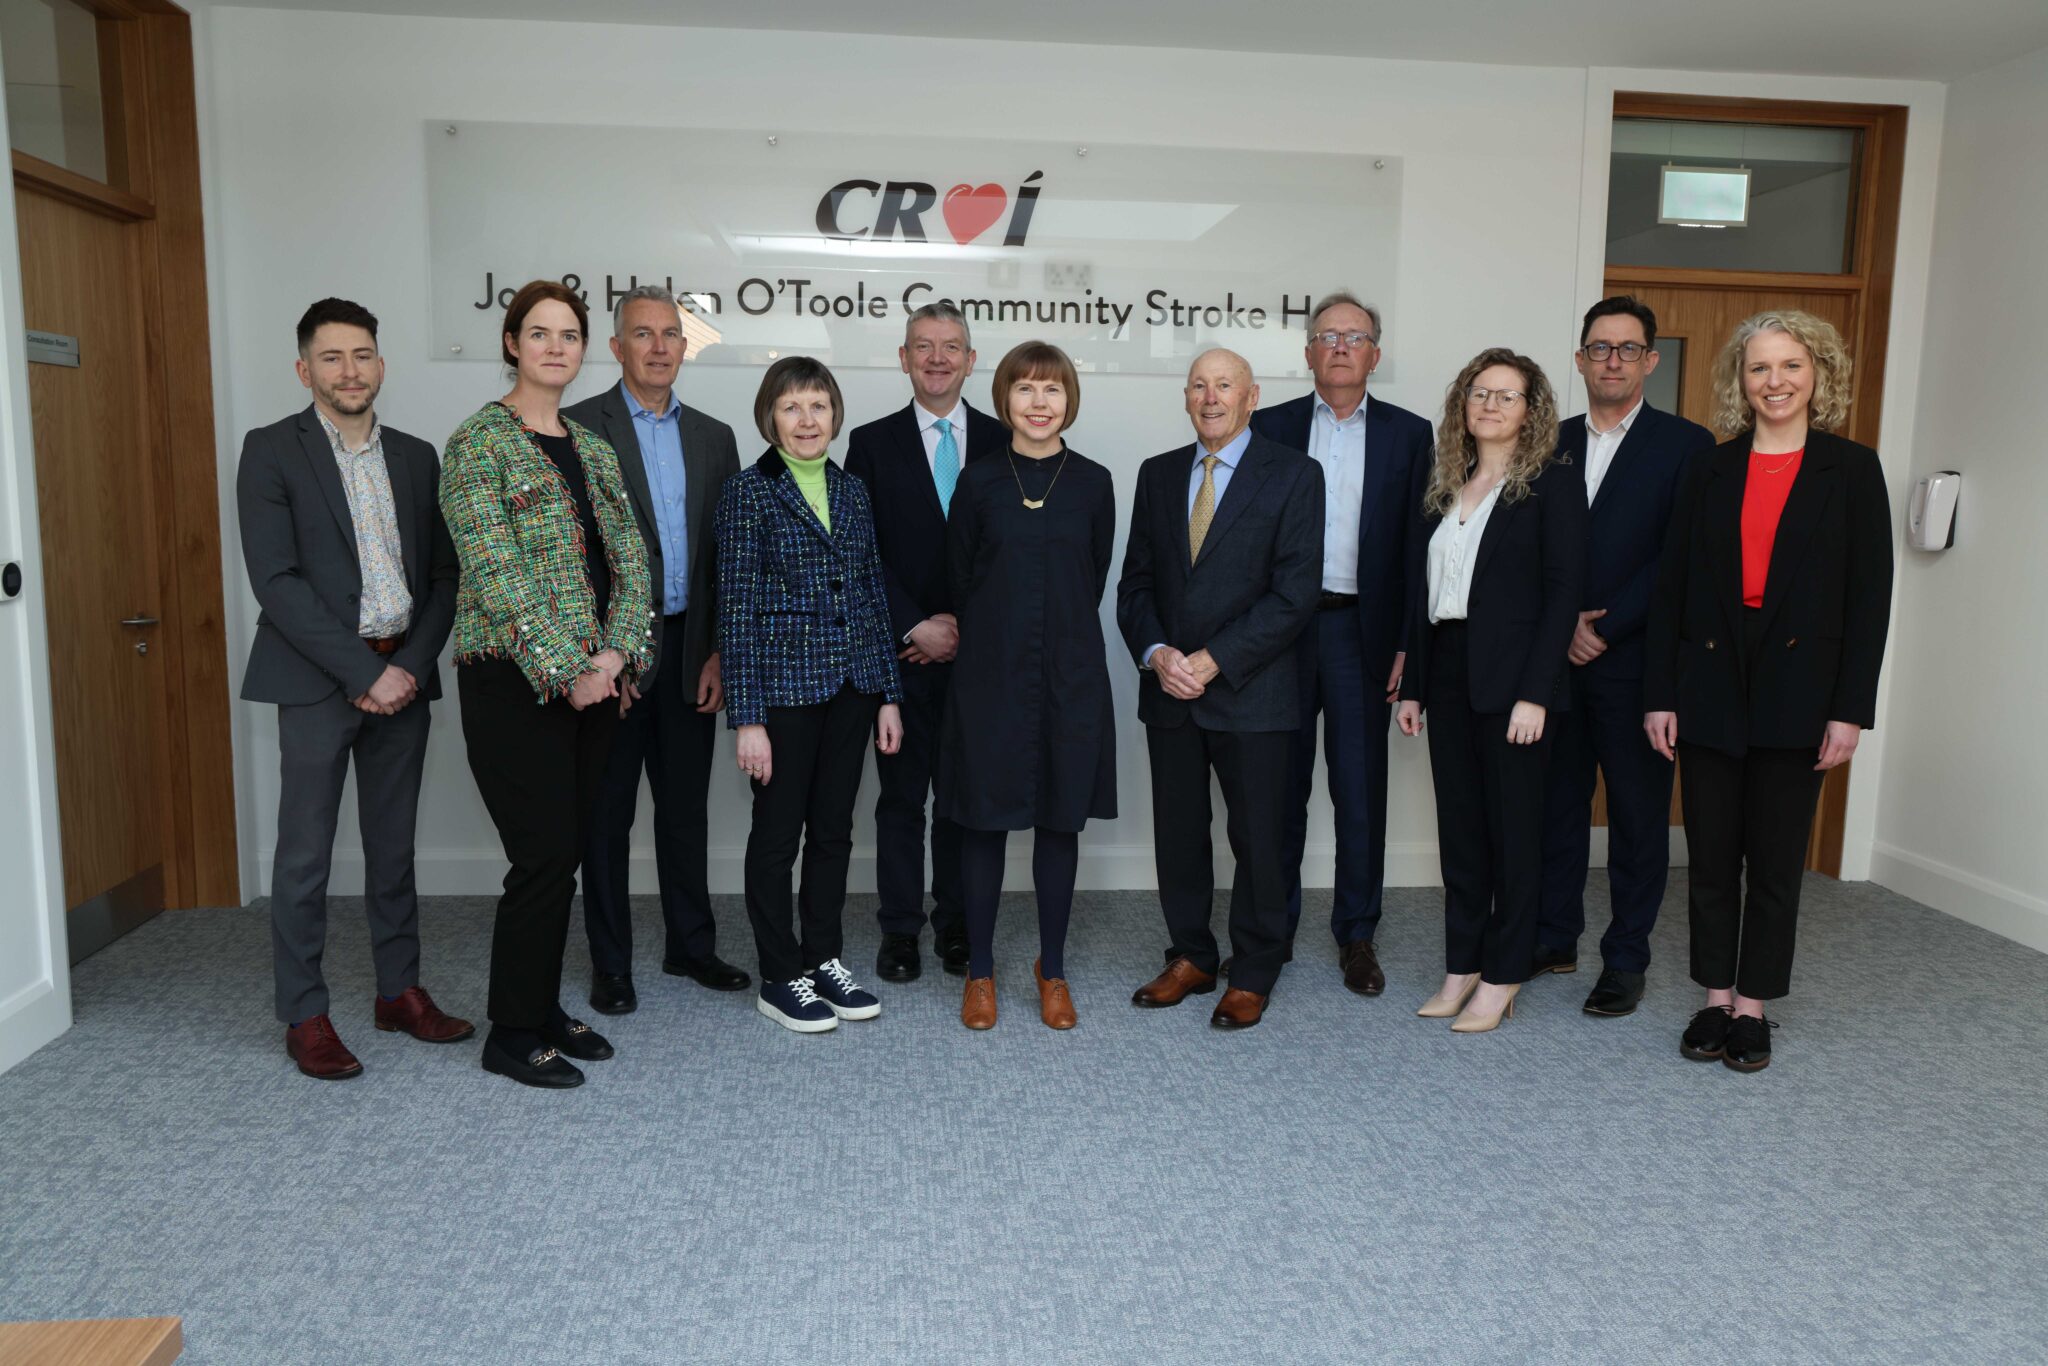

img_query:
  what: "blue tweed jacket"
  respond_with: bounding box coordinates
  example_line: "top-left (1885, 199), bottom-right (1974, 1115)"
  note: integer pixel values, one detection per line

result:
top-left (715, 446), bottom-right (904, 728)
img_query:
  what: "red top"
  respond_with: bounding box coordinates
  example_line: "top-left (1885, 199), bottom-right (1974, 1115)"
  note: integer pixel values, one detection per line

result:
top-left (1740, 448), bottom-right (1804, 607)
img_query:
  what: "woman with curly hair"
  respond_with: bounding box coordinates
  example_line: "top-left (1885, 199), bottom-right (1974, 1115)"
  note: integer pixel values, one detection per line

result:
top-left (1396, 348), bottom-right (1585, 1033)
top-left (1645, 310), bottom-right (1892, 1073)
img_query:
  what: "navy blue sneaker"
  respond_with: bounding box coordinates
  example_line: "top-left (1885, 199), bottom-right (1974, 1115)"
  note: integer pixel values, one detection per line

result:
top-left (809, 958), bottom-right (882, 1021)
top-left (759, 976), bottom-right (839, 1033)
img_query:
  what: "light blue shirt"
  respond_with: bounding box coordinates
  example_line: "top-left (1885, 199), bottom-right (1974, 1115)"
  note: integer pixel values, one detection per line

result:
top-left (1308, 395), bottom-right (1367, 593)
top-left (1144, 427), bottom-right (1256, 667)
top-left (624, 381), bottom-right (689, 615)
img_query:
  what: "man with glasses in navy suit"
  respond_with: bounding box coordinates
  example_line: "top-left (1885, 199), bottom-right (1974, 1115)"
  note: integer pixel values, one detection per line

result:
top-left (1534, 295), bottom-right (1714, 1016)
top-left (846, 302), bottom-right (1008, 983)
top-left (1251, 292), bottom-right (1433, 999)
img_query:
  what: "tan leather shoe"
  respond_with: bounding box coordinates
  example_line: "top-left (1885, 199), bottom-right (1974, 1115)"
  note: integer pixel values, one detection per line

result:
top-left (1035, 960), bottom-right (1076, 1030)
top-left (1209, 987), bottom-right (1268, 1030)
top-left (1131, 956), bottom-right (1218, 1008)
top-left (961, 976), bottom-right (997, 1030)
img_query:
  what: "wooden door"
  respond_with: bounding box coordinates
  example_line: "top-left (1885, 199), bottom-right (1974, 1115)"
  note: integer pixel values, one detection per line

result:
top-left (17, 187), bottom-right (170, 940)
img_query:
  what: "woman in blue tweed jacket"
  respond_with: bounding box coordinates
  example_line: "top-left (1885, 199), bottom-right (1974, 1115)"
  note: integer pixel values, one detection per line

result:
top-left (716, 356), bottom-right (904, 1033)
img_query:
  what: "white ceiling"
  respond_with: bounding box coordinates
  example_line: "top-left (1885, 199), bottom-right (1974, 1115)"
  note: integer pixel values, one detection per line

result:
top-left (204, 0), bottom-right (2048, 82)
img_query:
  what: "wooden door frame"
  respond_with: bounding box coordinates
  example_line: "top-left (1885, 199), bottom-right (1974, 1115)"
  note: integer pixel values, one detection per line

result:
top-left (10, 0), bottom-right (237, 909)
top-left (1605, 91), bottom-right (1910, 877)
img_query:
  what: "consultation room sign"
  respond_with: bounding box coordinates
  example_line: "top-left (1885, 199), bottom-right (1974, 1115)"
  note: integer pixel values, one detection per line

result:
top-left (425, 122), bottom-right (1402, 379)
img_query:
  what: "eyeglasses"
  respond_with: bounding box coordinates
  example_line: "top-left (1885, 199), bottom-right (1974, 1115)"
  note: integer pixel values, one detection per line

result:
top-left (1579, 341), bottom-right (1649, 362)
top-left (1311, 330), bottom-right (1379, 350)
top-left (1466, 387), bottom-right (1526, 408)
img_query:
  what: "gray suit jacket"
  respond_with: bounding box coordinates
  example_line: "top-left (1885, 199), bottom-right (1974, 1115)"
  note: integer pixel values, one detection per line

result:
top-left (563, 381), bottom-right (739, 688)
top-left (237, 405), bottom-right (458, 704)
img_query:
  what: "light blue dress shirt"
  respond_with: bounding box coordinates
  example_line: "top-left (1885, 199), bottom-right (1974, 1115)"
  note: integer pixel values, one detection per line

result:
top-left (624, 381), bottom-right (689, 615)
top-left (1145, 427), bottom-right (1256, 667)
top-left (1308, 395), bottom-right (1367, 593)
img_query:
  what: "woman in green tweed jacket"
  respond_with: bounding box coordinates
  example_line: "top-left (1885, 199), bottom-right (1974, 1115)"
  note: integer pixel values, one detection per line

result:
top-left (440, 279), bottom-right (652, 1090)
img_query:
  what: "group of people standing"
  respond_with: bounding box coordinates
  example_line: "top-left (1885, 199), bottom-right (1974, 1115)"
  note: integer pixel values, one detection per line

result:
top-left (238, 280), bottom-right (1891, 1089)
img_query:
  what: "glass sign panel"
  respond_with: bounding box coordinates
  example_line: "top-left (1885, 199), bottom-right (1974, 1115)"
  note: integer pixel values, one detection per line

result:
top-left (425, 122), bottom-right (1403, 379)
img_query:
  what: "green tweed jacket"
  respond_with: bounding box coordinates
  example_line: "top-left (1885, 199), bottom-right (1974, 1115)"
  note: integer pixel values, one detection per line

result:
top-left (440, 400), bottom-right (653, 702)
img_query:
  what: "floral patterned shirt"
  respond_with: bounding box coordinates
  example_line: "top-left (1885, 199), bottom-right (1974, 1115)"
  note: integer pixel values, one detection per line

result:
top-left (318, 409), bottom-right (412, 637)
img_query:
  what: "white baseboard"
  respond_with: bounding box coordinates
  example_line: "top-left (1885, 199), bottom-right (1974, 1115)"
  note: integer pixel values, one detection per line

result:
top-left (253, 828), bottom-right (1691, 900)
top-left (0, 976), bottom-right (67, 1076)
top-left (1868, 841), bottom-right (2048, 954)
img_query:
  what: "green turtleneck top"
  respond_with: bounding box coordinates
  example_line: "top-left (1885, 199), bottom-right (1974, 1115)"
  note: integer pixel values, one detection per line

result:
top-left (781, 447), bottom-right (830, 531)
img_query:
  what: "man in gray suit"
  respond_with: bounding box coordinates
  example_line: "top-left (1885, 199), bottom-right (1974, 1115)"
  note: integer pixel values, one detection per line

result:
top-left (1118, 349), bottom-right (1325, 1030)
top-left (567, 285), bottom-right (747, 1016)
top-left (237, 297), bottom-right (469, 1080)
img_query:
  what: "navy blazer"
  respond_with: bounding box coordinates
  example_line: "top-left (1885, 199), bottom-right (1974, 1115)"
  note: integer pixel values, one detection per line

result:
top-left (714, 447), bottom-right (905, 728)
top-left (844, 400), bottom-right (1007, 642)
top-left (562, 384), bottom-right (740, 690)
top-left (1250, 391), bottom-right (1434, 675)
top-left (1403, 459), bottom-right (1588, 716)
top-left (237, 405), bottom-right (458, 705)
top-left (1116, 432), bottom-right (1325, 733)
top-left (1558, 403), bottom-right (1715, 681)
top-left (1645, 429), bottom-right (1893, 755)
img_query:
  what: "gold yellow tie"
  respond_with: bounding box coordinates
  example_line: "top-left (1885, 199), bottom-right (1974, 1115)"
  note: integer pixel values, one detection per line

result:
top-left (1188, 454), bottom-right (1220, 561)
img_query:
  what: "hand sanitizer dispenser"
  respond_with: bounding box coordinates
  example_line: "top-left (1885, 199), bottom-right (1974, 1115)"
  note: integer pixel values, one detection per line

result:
top-left (1908, 471), bottom-right (1960, 551)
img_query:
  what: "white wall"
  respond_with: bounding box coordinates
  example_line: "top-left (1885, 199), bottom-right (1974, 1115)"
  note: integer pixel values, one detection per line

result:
top-left (0, 45), bottom-right (75, 1075)
top-left (1869, 44), bottom-right (2048, 950)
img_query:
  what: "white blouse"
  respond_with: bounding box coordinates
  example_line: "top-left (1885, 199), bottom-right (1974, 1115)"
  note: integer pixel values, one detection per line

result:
top-left (1426, 483), bottom-right (1503, 624)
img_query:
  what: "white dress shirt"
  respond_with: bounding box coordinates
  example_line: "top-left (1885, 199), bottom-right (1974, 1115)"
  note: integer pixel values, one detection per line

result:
top-left (1582, 397), bottom-right (1643, 505)
top-left (917, 400), bottom-right (966, 475)
top-left (1426, 484), bottom-right (1503, 623)
top-left (1308, 395), bottom-right (1367, 593)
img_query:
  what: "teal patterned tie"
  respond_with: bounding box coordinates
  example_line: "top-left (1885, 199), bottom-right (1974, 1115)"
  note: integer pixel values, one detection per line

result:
top-left (932, 418), bottom-right (960, 515)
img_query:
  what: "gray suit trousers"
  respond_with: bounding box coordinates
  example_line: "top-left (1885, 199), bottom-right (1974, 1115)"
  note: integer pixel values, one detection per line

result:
top-left (270, 692), bottom-right (431, 1022)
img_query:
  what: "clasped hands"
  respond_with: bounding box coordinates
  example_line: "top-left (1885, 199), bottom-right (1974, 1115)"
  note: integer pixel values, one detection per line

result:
top-left (569, 648), bottom-right (627, 712)
top-left (352, 664), bottom-right (418, 715)
top-left (1149, 645), bottom-right (1219, 701)
top-left (900, 613), bottom-right (958, 665)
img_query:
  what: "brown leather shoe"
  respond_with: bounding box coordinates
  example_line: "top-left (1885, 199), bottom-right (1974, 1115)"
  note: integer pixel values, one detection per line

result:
top-left (1210, 987), bottom-right (1268, 1030)
top-left (1131, 956), bottom-right (1218, 1008)
top-left (1339, 940), bottom-right (1385, 996)
top-left (1035, 960), bottom-right (1077, 1030)
top-left (373, 986), bottom-right (476, 1043)
top-left (285, 1015), bottom-right (364, 1080)
top-left (961, 977), bottom-right (997, 1030)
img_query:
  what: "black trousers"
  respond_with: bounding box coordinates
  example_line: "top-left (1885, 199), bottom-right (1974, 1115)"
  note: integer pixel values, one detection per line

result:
top-left (1147, 721), bottom-right (1293, 996)
top-left (743, 684), bottom-right (879, 985)
top-left (459, 659), bottom-right (619, 1029)
top-left (1537, 665), bottom-right (1675, 972)
top-left (1425, 622), bottom-right (1551, 985)
top-left (958, 826), bottom-right (1080, 980)
top-left (1678, 740), bottom-right (1824, 1000)
top-left (872, 661), bottom-right (964, 939)
top-left (581, 613), bottom-right (721, 975)
top-left (269, 692), bottom-right (430, 1023)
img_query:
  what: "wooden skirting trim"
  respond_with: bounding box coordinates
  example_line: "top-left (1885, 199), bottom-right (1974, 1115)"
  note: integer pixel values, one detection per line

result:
top-left (0, 1317), bottom-right (183, 1365)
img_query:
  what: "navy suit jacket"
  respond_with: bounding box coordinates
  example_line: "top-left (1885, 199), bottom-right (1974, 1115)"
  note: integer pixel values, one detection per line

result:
top-left (1250, 391), bottom-right (1434, 678)
top-left (1116, 432), bottom-right (1325, 733)
top-left (844, 400), bottom-right (1007, 642)
top-left (714, 447), bottom-right (905, 728)
top-left (1559, 403), bottom-right (1715, 682)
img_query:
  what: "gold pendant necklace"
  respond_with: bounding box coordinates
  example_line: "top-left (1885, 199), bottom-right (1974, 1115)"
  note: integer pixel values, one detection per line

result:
top-left (1756, 449), bottom-right (1801, 476)
top-left (1008, 448), bottom-right (1069, 509)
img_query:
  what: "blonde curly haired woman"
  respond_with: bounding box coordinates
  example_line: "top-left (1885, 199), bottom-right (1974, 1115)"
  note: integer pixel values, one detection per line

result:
top-left (1645, 310), bottom-right (1892, 1074)
top-left (1396, 348), bottom-right (1584, 1033)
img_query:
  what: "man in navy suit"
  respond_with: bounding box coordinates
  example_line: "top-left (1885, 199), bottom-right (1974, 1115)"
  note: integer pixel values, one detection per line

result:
top-left (1249, 292), bottom-right (1433, 998)
top-left (1535, 296), bottom-right (1715, 1016)
top-left (1120, 349), bottom-right (1325, 1030)
top-left (845, 302), bottom-right (1008, 983)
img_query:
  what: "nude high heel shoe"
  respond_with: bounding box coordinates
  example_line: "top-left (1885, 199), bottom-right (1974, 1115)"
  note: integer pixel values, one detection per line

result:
top-left (1417, 976), bottom-right (1481, 1019)
top-left (1451, 983), bottom-right (1521, 1033)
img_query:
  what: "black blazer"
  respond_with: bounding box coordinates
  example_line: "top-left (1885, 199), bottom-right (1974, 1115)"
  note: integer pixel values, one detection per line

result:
top-left (1404, 459), bottom-right (1587, 716)
top-left (844, 400), bottom-right (1008, 643)
top-left (562, 382), bottom-right (739, 689)
top-left (1559, 404), bottom-right (1716, 682)
top-left (237, 405), bottom-right (457, 705)
top-left (1645, 428), bottom-right (1893, 755)
top-left (1116, 432), bottom-right (1325, 733)
top-left (1250, 391), bottom-right (1434, 675)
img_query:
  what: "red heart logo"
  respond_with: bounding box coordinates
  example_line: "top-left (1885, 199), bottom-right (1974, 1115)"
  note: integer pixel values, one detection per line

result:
top-left (942, 183), bottom-right (1008, 245)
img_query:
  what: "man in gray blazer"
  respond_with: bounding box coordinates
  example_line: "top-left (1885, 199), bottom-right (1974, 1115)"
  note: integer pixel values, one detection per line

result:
top-left (1117, 349), bottom-right (1325, 1030)
top-left (237, 298), bottom-right (468, 1080)
top-left (567, 285), bottom-right (747, 1016)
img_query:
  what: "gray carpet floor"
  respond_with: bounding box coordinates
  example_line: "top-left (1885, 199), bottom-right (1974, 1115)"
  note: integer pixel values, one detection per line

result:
top-left (2, 874), bottom-right (2046, 1364)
